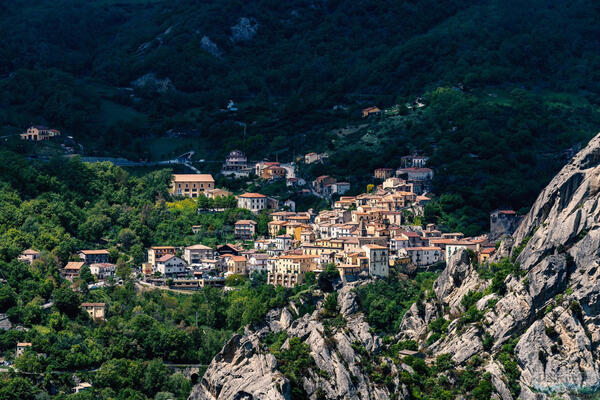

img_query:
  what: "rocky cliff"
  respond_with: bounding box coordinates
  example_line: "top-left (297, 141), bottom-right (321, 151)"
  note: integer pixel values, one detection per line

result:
top-left (189, 284), bottom-right (402, 400)
top-left (190, 133), bottom-right (600, 399)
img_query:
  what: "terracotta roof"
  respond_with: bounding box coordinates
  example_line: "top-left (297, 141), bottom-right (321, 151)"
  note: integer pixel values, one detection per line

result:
top-left (172, 174), bottom-right (214, 182)
top-left (64, 261), bottom-right (85, 270)
top-left (226, 255), bottom-right (247, 262)
top-left (402, 231), bottom-right (421, 238)
top-left (17, 342), bottom-right (32, 347)
top-left (89, 263), bottom-right (115, 268)
top-left (235, 220), bottom-right (257, 225)
top-left (22, 249), bottom-right (40, 255)
top-left (218, 243), bottom-right (243, 251)
top-left (81, 302), bottom-right (106, 307)
top-left (157, 254), bottom-right (176, 262)
top-left (186, 244), bottom-right (213, 250)
top-left (238, 192), bottom-right (267, 198)
top-left (406, 246), bottom-right (442, 251)
top-left (498, 210), bottom-right (516, 215)
top-left (481, 247), bottom-right (496, 254)
top-left (363, 244), bottom-right (388, 250)
top-left (79, 249), bottom-right (109, 255)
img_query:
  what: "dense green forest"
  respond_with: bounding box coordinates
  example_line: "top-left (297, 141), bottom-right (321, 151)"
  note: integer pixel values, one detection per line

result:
top-left (0, 151), bottom-right (321, 399)
top-left (2, 0), bottom-right (600, 232)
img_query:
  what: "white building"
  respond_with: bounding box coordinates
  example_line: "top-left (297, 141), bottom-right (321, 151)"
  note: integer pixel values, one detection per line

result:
top-left (275, 235), bottom-right (293, 251)
top-left (89, 263), bottom-right (115, 280)
top-left (445, 242), bottom-right (474, 264)
top-left (389, 237), bottom-right (409, 253)
top-left (362, 244), bottom-right (389, 278)
top-left (184, 244), bottom-right (215, 266)
top-left (406, 247), bottom-right (443, 267)
top-left (237, 193), bottom-right (267, 212)
top-left (248, 253), bottom-right (269, 273)
top-left (156, 255), bottom-right (187, 277)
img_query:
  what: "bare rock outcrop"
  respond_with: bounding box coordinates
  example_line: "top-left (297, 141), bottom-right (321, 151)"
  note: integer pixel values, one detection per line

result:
top-left (190, 285), bottom-right (395, 400)
top-left (516, 307), bottom-right (600, 394)
top-left (230, 17), bottom-right (258, 42)
top-left (433, 249), bottom-right (487, 315)
top-left (189, 333), bottom-right (289, 400)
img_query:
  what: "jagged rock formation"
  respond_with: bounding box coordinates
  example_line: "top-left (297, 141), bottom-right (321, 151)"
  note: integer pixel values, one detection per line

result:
top-left (200, 36), bottom-right (222, 57)
top-left (189, 284), bottom-right (401, 400)
top-left (401, 133), bottom-right (600, 398)
top-left (191, 133), bottom-right (600, 399)
top-left (136, 26), bottom-right (174, 55)
top-left (230, 17), bottom-right (258, 42)
top-left (131, 73), bottom-right (175, 93)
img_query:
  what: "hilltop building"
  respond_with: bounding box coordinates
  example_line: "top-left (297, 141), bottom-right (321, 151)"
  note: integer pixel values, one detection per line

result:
top-left (20, 126), bottom-right (61, 141)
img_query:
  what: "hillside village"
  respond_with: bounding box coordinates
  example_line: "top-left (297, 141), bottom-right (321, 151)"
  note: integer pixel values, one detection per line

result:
top-left (20, 150), bottom-right (521, 299)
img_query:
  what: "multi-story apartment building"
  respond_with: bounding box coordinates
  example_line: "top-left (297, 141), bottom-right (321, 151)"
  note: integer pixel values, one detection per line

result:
top-left (156, 255), bottom-right (187, 277)
top-left (234, 220), bottom-right (257, 239)
top-left (237, 193), bottom-right (267, 212)
top-left (224, 255), bottom-right (248, 275)
top-left (147, 246), bottom-right (176, 267)
top-left (406, 247), bottom-right (443, 267)
top-left (183, 244), bottom-right (215, 265)
top-left (78, 249), bottom-right (110, 264)
top-left (267, 254), bottom-right (317, 288)
top-left (362, 244), bottom-right (389, 277)
top-left (171, 174), bottom-right (215, 198)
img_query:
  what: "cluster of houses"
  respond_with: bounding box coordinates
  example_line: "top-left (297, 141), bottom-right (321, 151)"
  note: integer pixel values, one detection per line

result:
top-left (219, 150), bottom-right (292, 182)
top-left (16, 147), bottom-right (524, 300)
top-left (131, 171), bottom-right (513, 290)
top-left (311, 175), bottom-right (351, 197)
top-left (374, 153), bottom-right (434, 195)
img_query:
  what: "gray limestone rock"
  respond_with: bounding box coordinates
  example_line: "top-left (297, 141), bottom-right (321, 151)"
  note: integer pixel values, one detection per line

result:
top-left (230, 17), bottom-right (258, 42)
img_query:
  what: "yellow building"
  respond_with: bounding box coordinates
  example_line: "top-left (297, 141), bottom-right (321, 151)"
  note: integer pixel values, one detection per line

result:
top-left (171, 174), bottom-right (215, 198)
top-left (267, 255), bottom-right (317, 288)
top-left (82, 303), bottom-right (106, 321)
top-left (284, 222), bottom-right (305, 241)
top-left (223, 255), bottom-right (248, 275)
top-left (268, 220), bottom-right (287, 237)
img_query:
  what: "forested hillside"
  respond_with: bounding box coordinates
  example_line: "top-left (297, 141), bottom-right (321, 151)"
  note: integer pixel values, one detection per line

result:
top-left (2, 0), bottom-right (600, 232)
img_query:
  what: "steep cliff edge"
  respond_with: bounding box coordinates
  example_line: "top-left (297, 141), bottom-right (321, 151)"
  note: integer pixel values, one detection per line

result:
top-left (190, 133), bottom-right (600, 400)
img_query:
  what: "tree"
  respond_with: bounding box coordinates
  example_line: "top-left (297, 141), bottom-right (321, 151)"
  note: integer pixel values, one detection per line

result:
top-left (79, 264), bottom-right (94, 284)
top-left (142, 359), bottom-right (170, 396)
top-left (0, 377), bottom-right (39, 400)
top-left (116, 261), bottom-right (132, 281)
top-left (0, 285), bottom-right (16, 312)
top-left (53, 286), bottom-right (81, 317)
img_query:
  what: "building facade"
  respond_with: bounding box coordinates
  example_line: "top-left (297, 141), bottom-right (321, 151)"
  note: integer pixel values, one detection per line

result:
top-left (156, 255), bottom-right (187, 276)
top-left (171, 174), bottom-right (215, 198)
top-left (78, 249), bottom-right (110, 264)
top-left (237, 193), bottom-right (267, 212)
top-left (362, 244), bottom-right (389, 277)
top-left (81, 303), bottom-right (106, 320)
top-left (234, 220), bottom-right (257, 239)
top-left (267, 255), bottom-right (317, 288)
